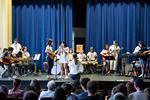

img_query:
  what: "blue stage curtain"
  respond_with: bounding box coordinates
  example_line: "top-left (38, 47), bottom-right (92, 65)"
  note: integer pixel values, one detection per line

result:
top-left (12, 0), bottom-right (72, 70)
top-left (86, 0), bottom-right (150, 62)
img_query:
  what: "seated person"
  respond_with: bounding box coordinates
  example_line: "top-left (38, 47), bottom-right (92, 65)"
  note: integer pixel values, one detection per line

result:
top-left (87, 47), bottom-right (98, 73)
top-left (77, 50), bottom-right (87, 73)
top-left (22, 46), bottom-right (35, 75)
top-left (61, 83), bottom-right (77, 100)
top-left (100, 44), bottom-right (110, 75)
top-left (79, 81), bottom-right (103, 100)
top-left (9, 78), bottom-right (23, 97)
top-left (38, 80), bottom-right (56, 100)
top-left (1, 47), bottom-right (15, 78)
top-left (77, 78), bottom-right (90, 99)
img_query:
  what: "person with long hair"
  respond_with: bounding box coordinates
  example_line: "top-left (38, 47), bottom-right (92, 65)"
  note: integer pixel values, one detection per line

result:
top-left (57, 41), bottom-right (69, 79)
top-left (45, 39), bottom-right (55, 79)
top-left (30, 79), bottom-right (41, 96)
top-left (8, 78), bottom-right (23, 97)
top-left (68, 53), bottom-right (83, 80)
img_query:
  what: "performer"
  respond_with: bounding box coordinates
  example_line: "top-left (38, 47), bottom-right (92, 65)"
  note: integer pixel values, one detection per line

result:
top-left (109, 40), bottom-right (120, 73)
top-left (11, 38), bottom-right (22, 55)
top-left (57, 41), bottom-right (69, 79)
top-left (1, 47), bottom-right (15, 78)
top-left (133, 41), bottom-right (147, 77)
top-left (67, 48), bottom-right (74, 62)
top-left (45, 39), bottom-right (55, 79)
top-left (77, 49), bottom-right (87, 73)
top-left (87, 47), bottom-right (98, 73)
top-left (22, 46), bottom-right (35, 75)
top-left (100, 44), bottom-right (110, 75)
top-left (68, 53), bottom-right (83, 80)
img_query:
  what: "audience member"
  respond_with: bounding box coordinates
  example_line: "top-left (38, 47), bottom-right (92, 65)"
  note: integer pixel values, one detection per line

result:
top-left (115, 83), bottom-right (127, 96)
top-left (144, 87), bottom-right (150, 100)
top-left (112, 92), bottom-right (127, 100)
top-left (0, 85), bottom-right (9, 96)
top-left (38, 80), bottom-right (56, 100)
top-left (77, 78), bottom-right (90, 99)
top-left (30, 79), bottom-right (41, 96)
top-left (109, 86), bottom-right (117, 100)
top-left (128, 78), bottom-right (148, 100)
top-left (79, 81), bottom-right (102, 100)
top-left (126, 82), bottom-right (136, 95)
top-left (62, 83), bottom-right (77, 100)
top-left (23, 91), bottom-right (38, 100)
top-left (8, 78), bottom-right (23, 97)
top-left (54, 87), bottom-right (66, 100)
top-left (0, 92), bottom-right (7, 100)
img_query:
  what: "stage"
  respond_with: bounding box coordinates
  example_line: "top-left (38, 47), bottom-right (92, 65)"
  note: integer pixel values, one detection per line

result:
top-left (1, 73), bottom-right (150, 91)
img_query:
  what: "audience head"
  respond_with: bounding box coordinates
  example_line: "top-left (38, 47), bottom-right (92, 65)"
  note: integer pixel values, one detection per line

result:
top-left (0, 92), bottom-right (7, 100)
top-left (0, 85), bottom-right (8, 96)
top-left (134, 78), bottom-right (144, 90)
top-left (61, 83), bottom-right (72, 95)
top-left (87, 81), bottom-right (98, 96)
top-left (13, 78), bottom-right (21, 91)
top-left (23, 91), bottom-right (38, 100)
top-left (47, 80), bottom-right (56, 91)
top-left (30, 79), bottom-right (41, 95)
top-left (70, 80), bottom-right (80, 93)
top-left (144, 87), bottom-right (150, 96)
top-left (54, 87), bottom-right (66, 100)
top-left (126, 82), bottom-right (136, 95)
top-left (80, 78), bottom-right (90, 91)
top-left (112, 92), bottom-right (127, 100)
top-left (111, 86), bottom-right (117, 96)
top-left (115, 84), bottom-right (127, 96)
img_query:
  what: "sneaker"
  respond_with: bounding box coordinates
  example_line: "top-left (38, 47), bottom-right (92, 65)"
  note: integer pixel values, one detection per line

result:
top-left (65, 76), bottom-right (69, 79)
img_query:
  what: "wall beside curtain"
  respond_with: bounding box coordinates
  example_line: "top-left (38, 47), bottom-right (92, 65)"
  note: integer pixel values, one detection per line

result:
top-left (12, 0), bottom-right (72, 69)
top-left (0, 0), bottom-right (12, 52)
top-left (86, 0), bottom-right (150, 62)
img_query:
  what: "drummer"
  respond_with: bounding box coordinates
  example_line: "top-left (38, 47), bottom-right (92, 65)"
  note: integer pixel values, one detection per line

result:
top-left (87, 47), bottom-right (98, 73)
top-left (77, 49), bottom-right (87, 73)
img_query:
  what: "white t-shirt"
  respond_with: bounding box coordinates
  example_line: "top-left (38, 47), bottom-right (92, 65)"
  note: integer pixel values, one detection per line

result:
top-left (59, 47), bottom-right (69, 63)
top-left (87, 52), bottom-right (97, 61)
top-left (11, 43), bottom-right (22, 54)
top-left (22, 51), bottom-right (30, 58)
top-left (109, 45), bottom-right (120, 55)
top-left (77, 53), bottom-right (86, 62)
top-left (133, 46), bottom-right (141, 54)
top-left (45, 45), bottom-right (53, 52)
top-left (68, 60), bottom-right (83, 74)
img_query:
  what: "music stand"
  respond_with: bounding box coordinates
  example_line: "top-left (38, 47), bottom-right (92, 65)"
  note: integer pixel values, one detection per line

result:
top-left (33, 54), bottom-right (41, 74)
top-left (104, 56), bottom-right (115, 74)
